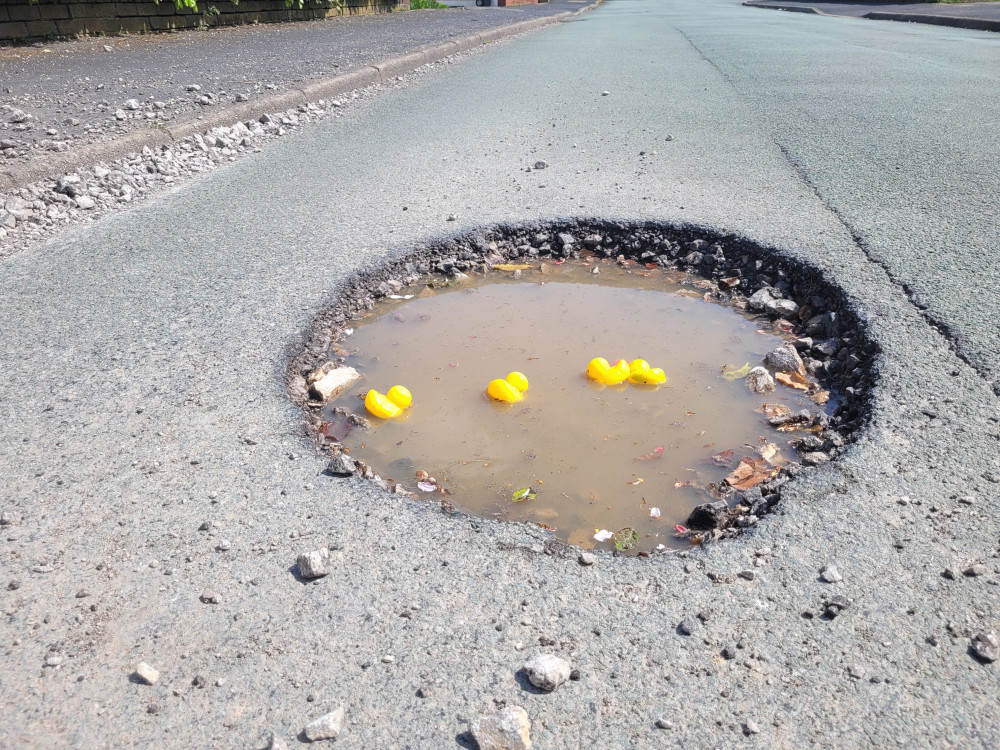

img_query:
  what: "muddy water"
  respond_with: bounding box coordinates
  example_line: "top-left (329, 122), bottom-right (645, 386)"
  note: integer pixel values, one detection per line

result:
top-left (327, 261), bottom-right (820, 552)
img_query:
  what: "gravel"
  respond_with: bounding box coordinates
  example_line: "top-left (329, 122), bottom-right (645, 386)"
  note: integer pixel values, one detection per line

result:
top-left (303, 707), bottom-right (346, 741)
top-left (523, 653), bottom-right (571, 692)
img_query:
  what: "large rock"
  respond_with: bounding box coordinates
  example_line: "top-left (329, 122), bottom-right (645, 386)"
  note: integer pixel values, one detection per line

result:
top-left (471, 706), bottom-right (532, 750)
top-left (745, 366), bottom-right (775, 395)
top-left (523, 654), bottom-right (571, 691)
top-left (326, 453), bottom-right (357, 477)
top-left (309, 365), bottom-right (361, 402)
top-left (763, 343), bottom-right (806, 376)
top-left (303, 707), bottom-right (345, 741)
top-left (747, 287), bottom-right (799, 317)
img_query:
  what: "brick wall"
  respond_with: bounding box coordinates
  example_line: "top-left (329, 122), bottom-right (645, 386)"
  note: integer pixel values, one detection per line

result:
top-left (0, 0), bottom-right (408, 42)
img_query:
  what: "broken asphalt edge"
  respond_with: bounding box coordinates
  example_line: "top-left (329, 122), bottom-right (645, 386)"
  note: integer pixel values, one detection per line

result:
top-left (0, 1), bottom-right (602, 193)
top-left (742, 0), bottom-right (1000, 32)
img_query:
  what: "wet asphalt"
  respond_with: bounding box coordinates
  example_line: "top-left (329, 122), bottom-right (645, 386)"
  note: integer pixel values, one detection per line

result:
top-left (1, 0), bottom-right (999, 747)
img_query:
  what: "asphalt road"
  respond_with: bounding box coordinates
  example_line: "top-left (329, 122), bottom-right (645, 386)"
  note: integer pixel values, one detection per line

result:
top-left (2, 0), bottom-right (999, 747)
top-left (0, 2), bottom-right (579, 165)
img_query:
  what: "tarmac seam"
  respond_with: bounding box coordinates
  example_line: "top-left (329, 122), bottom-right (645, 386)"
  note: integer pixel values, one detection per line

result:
top-left (0, 3), bottom-right (601, 193)
top-left (774, 141), bottom-right (1000, 397)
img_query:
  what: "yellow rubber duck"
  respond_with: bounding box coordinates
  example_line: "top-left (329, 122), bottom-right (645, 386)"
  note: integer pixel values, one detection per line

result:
top-left (628, 359), bottom-right (667, 385)
top-left (364, 385), bottom-right (412, 419)
top-left (487, 371), bottom-right (530, 403)
top-left (586, 357), bottom-right (631, 386)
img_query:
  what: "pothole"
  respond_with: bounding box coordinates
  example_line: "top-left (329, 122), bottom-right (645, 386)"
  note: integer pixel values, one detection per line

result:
top-left (290, 222), bottom-right (878, 554)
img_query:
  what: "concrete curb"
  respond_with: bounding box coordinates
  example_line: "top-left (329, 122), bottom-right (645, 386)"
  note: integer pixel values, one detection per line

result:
top-left (743, 0), bottom-right (1000, 30)
top-left (0, 3), bottom-right (600, 193)
top-left (862, 10), bottom-right (1000, 32)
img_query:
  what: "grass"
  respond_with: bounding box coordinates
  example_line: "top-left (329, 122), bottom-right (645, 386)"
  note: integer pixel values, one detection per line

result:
top-left (410, 0), bottom-right (449, 8)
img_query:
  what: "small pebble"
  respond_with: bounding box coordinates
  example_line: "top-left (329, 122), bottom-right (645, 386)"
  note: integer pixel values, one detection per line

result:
top-left (135, 662), bottom-right (159, 685)
top-left (819, 564), bottom-right (843, 583)
top-left (578, 552), bottom-right (597, 566)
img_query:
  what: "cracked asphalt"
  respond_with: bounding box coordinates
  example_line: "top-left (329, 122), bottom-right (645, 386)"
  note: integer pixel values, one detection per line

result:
top-left (1, 0), bottom-right (999, 747)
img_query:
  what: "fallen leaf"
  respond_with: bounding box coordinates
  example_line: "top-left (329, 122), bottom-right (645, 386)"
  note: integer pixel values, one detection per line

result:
top-left (674, 481), bottom-right (691, 489)
top-left (612, 527), bottom-right (639, 551)
top-left (635, 451), bottom-right (663, 462)
top-left (775, 371), bottom-right (810, 391)
top-left (415, 469), bottom-right (429, 481)
top-left (686, 411), bottom-right (696, 416)
top-left (722, 363), bottom-right (752, 380)
top-left (763, 403), bottom-right (793, 420)
top-left (724, 457), bottom-right (777, 491)
top-left (710, 449), bottom-right (735, 467)
top-left (692, 279), bottom-right (715, 290)
top-left (594, 529), bottom-right (614, 542)
top-left (718, 276), bottom-right (740, 290)
top-left (626, 478), bottom-right (645, 486)
top-left (811, 390), bottom-right (831, 405)
top-left (492, 263), bottom-right (535, 271)
top-left (512, 486), bottom-right (536, 502)
top-left (776, 423), bottom-right (801, 432)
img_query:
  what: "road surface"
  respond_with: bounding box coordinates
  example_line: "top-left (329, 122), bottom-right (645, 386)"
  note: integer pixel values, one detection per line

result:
top-left (1, 0), bottom-right (998, 747)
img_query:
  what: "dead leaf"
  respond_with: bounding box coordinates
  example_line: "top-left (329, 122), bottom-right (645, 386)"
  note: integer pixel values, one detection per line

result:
top-left (685, 410), bottom-right (696, 416)
top-left (724, 457), bottom-right (777, 491)
top-left (674, 481), bottom-right (691, 489)
top-left (775, 371), bottom-right (810, 391)
top-left (710, 449), bottom-right (735, 467)
top-left (763, 403), bottom-right (793, 420)
top-left (626, 478), bottom-right (645, 486)
top-left (492, 264), bottom-right (535, 271)
top-left (718, 276), bottom-right (740, 290)
top-left (776, 423), bottom-right (801, 432)
top-left (692, 279), bottom-right (715, 291)
top-left (635, 449), bottom-right (664, 462)
top-left (810, 390), bottom-right (830, 405)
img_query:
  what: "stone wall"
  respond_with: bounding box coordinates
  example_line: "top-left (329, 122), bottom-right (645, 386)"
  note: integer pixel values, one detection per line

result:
top-left (0, 0), bottom-right (408, 42)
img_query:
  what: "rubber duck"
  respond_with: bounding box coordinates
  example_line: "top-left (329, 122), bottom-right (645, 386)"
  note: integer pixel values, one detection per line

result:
top-left (628, 359), bottom-right (667, 385)
top-left (586, 357), bottom-right (631, 385)
top-left (487, 371), bottom-right (530, 403)
top-left (364, 385), bottom-right (412, 419)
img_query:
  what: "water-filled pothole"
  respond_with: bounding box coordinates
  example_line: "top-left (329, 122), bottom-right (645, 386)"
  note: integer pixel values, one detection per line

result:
top-left (323, 261), bottom-right (828, 552)
top-left (290, 222), bottom-right (876, 555)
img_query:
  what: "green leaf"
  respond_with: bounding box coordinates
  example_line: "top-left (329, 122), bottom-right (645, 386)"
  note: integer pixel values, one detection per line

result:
top-left (612, 527), bottom-right (639, 551)
top-left (512, 487), bottom-right (536, 503)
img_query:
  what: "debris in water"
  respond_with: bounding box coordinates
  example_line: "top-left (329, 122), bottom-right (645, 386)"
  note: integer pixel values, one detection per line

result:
top-left (594, 529), bottom-right (614, 542)
top-left (721, 363), bottom-right (751, 380)
top-left (512, 487), bottom-right (536, 503)
top-left (626, 478), bottom-right (645, 486)
top-left (492, 264), bottom-right (535, 271)
top-left (417, 481), bottom-right (437, 492)
top-left (811, 390), bottom-right (831, 405)
top-left (649, 507), bottom-right (661, 519)
top-left (710, 449), bottom-right (735, 467)
top-left (612, 527), bottom-right (639, 550)
top-left (635, 447), bottom-right (664, 461)
top-left (775, 371), bottom-right (810, 391)
top-left (725, 457), bottom-right (777, 491)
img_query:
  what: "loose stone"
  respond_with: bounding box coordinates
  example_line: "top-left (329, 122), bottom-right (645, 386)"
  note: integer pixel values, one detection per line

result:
top-left (135, 661), bottom-right (159, 685)
top-left (819, 564), bottom-right (843, 583)
top-left (963, 563), bottom-right (987, 577)
top-left (523, 653), bottom-right (571, 691)
top-left (309, 365), bottom-right (361, 402)
top-left (578, 552), bottom-right (597, 566)
top-left (303, 707), bottom-right (345, 741)
top-left (655, 718), bottom-right (674, 730)
top-left (745, 366), bottom-right (775, 395)
top-left (326, 453), bottom-right (357, 477)
top-left (297, 549), bottom-right (331, 579)
top-left (763, 343), bottom-right (805, 376)
top-left (971, 631), bottom-right (999, 663)
top-left (744, 720), bottom-right (761, 735)
top-left (200, 590), bottom-right (221, 604)
top-left (471, 706), bottom-right (532, 750)
top-left (267, 732), bottom-right (289, 750)
top-left (677, 616), bottom-right (700, 636)
top-left (686, 500), bottom-right (729, 530)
